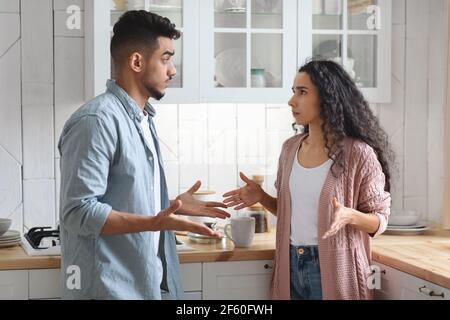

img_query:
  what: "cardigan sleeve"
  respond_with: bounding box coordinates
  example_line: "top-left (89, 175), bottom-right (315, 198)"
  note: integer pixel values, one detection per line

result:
top-left (356, 147), bottom-right (392, 238)
top-left (274, 153), bottom-right (283, 191)
top-left (274, 138), bottom-right (290, 191)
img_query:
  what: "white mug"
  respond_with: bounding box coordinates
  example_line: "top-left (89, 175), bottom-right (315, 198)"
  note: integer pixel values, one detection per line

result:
top-left (224, 216), bottom-right (255, 248)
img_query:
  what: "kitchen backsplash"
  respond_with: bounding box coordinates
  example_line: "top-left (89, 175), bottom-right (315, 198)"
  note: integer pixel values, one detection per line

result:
top-left (0, 0), bottom-right (446, 232)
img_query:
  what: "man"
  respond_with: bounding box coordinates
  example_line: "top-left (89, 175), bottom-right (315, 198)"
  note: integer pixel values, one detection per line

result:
top-left (58, 10), bottom-right (229, 299)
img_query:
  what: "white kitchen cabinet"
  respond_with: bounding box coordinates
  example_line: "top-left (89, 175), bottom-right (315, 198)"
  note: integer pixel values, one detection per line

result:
top-left (85, 0), bottom-right (391, 103)
top-left (162, 262), bottom-right (203, 300)
top-left (179, 262), bottom-right (202, 291)
top-left (25, 263), bottom-right (201, 300)
top-left (86, 0), bottom-right (199, 103)
top-left (199, 0), bottom-right (297, 103)
top-left (0, 270), bottom-right (28, 300)
top-left (299, 0), bottom-right (391, 102)
top-left (372, 261), bottom-right (450, 300)
top-left (202, 260), bottom-right (273, 300)
top-left (29, 269), bottom-right (61, 300)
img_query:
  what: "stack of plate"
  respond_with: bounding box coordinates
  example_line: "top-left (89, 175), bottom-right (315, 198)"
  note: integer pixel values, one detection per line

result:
top-left (187, 232), bottom-right (223, 244)
top-left (385, 224), bottom-right (429, 236)
top-left (0, 230), bottom-right (21, 248)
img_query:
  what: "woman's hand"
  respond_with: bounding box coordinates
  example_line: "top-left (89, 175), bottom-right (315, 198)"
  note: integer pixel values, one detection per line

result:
top-left (222, 172), bottom-right (263, 210)
top-left (174, 181), bottom-right (230, 220)
top-left (322, 197), bottom-right (355, 240)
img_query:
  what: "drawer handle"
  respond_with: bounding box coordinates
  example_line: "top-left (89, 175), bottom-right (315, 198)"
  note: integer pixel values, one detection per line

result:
top-left (419, 286), bottom-right (445, 298)
top-left (264, 264), bottom-right (273, 269)
top-left (371, 269), bottom-right (386, 275)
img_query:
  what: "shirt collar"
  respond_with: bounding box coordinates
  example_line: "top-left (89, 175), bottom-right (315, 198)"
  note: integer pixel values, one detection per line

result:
top-left (106, 79), bottom-right (156, 121)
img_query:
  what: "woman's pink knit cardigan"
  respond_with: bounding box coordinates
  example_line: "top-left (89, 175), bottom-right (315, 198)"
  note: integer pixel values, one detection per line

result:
top-left (271, 134), bottom-right (391, 300)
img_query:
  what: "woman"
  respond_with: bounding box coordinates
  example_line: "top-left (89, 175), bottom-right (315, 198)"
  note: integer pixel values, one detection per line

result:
top-left (223, 60), bottom-right (393, 300)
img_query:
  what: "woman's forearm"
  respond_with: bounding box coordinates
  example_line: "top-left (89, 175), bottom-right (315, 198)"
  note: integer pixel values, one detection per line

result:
top-left (348, 208), bottom-right (380, 234)
top-left (259, 191), bottom-right (278, 216)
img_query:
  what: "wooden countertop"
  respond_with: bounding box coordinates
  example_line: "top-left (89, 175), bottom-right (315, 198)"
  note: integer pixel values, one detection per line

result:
top-left (1, 229), bottom-right (450, 291)
top-left (372, 229), bottom-right (450, 289)
top-left (0, 232), bottom-right (276, 271)
top-left (176, 231), bottom-right (276, 263)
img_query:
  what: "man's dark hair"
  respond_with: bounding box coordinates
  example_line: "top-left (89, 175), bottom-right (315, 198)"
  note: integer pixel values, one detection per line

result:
top-left (110, 10), bottom-right (181, 68)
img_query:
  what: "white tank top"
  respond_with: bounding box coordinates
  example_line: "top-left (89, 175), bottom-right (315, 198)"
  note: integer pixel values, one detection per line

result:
top-left (289, 147), bottom-right (332, 246)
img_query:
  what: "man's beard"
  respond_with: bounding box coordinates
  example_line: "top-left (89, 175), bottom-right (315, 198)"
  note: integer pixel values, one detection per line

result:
top-left (144, 84), bottom-right (165, 101)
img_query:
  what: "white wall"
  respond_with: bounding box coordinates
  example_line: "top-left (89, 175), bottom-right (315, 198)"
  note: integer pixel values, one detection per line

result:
top-left (377, 0), bottom-right (446, 224)
top-left (0, 0), bottom-right (447, 232)
top-left (0, 0), bottom-right (22, 232)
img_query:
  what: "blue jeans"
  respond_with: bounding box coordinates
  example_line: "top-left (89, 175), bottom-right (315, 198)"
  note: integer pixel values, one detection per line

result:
top-left (290, 244), bottom-right (323, 300)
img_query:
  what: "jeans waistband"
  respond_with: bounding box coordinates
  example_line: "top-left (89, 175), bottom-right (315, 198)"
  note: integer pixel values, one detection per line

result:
top-left (290, 244), bottom-right (319, 261)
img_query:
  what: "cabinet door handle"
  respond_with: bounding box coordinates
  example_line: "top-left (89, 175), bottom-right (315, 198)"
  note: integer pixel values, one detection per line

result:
top-left (419, 286), bottom-right (445, 298)
top-left (371, 269), bottom-right (386, 275)
top-left (264, 264), bottom-right (273, 269)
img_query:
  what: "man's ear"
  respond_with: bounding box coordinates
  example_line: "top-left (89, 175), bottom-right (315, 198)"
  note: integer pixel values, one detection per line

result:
top-left (129, 52), bottom-right (143, 72)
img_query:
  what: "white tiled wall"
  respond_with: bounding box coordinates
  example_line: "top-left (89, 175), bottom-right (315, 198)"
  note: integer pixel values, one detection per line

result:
top-left (0, 0), bottom-right (22, 231)
top-left (0, 0), bottom-right (447, 232)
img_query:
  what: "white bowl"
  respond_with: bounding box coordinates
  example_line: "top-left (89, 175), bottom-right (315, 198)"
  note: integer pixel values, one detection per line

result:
top-left (0, 218), bottom-right (12, 236)
top-left (388, 211), bottom-right (420, 226)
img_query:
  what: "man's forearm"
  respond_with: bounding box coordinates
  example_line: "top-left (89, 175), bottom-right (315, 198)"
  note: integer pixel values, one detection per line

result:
top-left (101, 210), bottom-right (158, 235)
top-left (259, 191), bottom-right (277, 216)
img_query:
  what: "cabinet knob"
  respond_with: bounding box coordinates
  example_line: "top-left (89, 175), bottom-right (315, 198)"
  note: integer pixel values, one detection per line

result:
top-left (371, 269), bottom-right (386, 275)
top-left (264, 264), bottom-right (273, 269)
top-left (419, 286), bottom-right (445, 298)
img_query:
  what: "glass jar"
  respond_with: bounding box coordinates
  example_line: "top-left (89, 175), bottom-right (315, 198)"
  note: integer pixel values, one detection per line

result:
top-left (247, 205), bottom-right (267, 233)
top-left (251, 68), bottom-right (266, 87)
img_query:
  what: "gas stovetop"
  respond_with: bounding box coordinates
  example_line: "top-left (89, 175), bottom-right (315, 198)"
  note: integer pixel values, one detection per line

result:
top-left (21, 226), bottom-right (61, 256)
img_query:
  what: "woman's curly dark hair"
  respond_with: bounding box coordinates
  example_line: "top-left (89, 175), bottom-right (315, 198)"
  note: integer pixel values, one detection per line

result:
top-left (298, 59), bottom-right (394, 192)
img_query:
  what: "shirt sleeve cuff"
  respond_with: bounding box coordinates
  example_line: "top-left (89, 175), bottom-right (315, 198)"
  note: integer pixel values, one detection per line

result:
top-left (86, 202), bottom-right (112, 236)
top-left (369, 212), bottom-right (388, 238)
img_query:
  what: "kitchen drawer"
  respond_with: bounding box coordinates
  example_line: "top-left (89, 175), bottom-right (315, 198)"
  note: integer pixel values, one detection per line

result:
top-left (372, 261), bottom-right (450, 300)
top-left (29, 269), bottom-right (61, 299)
top-left (202, 260), bottom-right (273, 300)
top-left (0, 270), bottom-right (28, 300)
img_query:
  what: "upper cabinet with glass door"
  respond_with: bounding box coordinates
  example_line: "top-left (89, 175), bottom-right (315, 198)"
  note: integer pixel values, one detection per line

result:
top-left (199, 0), bottom-right (298, 103)
top-left (299, 0), bottom-right (391, 103)
top-left (85, 0), bottom-right (199, 103)
top-left (85, 0), bottom-right (391, 104)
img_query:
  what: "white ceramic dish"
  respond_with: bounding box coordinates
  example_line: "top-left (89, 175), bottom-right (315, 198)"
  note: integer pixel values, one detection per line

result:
top-left (0, 230), bottom-right (20, 240)
top-left (0, 236), bottom-right (21, 243)
top-left (388, 210), bottom-right (420, 226)
top-left (148, 4), bottom-right (182, 10)
top-left (224, 7), bottom-right (246, 12)
top-left (0, 218), bottom-right (12, 236)
top-left (384, 226), bottom-right (430, 236)
top-left (0, 240), bottom-right (21, 248)
top-left (386, 223), bottom-right (427, 230)
top-left (0, 238), bottom-right (21, 244)
top-left (215, 48), bottom-right (246, 87)
top-left (187, 232), bottom-right (223, 244)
